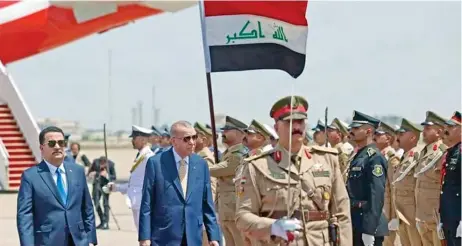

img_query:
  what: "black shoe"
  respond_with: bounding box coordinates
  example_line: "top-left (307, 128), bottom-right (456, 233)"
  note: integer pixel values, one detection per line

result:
top-left (101, 223), bottom-right (109, 230)
top-left (96, 224), bottom-right (104, 229)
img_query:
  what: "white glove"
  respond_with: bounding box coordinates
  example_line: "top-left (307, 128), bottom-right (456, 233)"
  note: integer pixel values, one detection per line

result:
top-left (457, 221), bottom-right (461, 237)
top-left (270, 217), bottom-right (302, 242)
top-left (388, 219), bottom-right (399, 231)
top-left (362, 234), bottom-right (374, 246)
top-left (437, 223), bottom-right (445, 240)
top-left (102, 185), bottom-right (110, 194)
top-left (102, 182), bottom-right (115, 194)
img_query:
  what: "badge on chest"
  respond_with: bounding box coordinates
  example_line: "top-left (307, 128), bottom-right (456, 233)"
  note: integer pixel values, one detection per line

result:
top-left (312, 163), bottom-right (330, 177)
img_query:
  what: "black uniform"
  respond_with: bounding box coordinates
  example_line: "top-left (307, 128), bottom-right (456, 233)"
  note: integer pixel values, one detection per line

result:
top-left (347, 144), bottom-right (389, 246)
top-left (88, 158), bottom-right (116, 229)
top-left (440, 141), bottom-right (461, 246)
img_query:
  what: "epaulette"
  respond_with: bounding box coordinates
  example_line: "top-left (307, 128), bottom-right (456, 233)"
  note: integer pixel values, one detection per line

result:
top-left (439, 144), bottom-right (448, 152)
top-left (310, 145), bottom-right (338, 155)
top-left (386, 150), bottom-right (395, 159)
top-left (367, 147), bottom-right (377, 157)
top-left (244, 148), bottom-right (274, 162)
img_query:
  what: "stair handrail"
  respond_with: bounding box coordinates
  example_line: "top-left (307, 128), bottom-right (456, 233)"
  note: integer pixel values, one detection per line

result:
top-left (0, 137), bottom-right (9, 190)
top-left (0, 62), bottom-right (41, 163)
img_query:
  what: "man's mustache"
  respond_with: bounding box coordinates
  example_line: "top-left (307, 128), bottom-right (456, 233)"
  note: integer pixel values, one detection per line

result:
top-left (292, 130), bottom-right (303, 135)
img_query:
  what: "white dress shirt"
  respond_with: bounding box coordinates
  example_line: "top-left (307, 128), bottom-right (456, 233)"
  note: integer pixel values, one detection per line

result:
top-left (172, 148), bottom-right (189, 177)
top-left (44, 160), bottom-right (68, 194)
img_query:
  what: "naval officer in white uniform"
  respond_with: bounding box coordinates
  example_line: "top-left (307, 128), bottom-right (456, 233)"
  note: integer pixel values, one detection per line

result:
top-left (103, 125), bottom-right (154, 230)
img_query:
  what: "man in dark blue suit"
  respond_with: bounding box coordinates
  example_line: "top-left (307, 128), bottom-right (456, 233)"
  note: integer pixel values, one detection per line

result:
top-left (138, 121), bottom-right (221, 246)
top-left (17, 126), bottom-right (97, 246)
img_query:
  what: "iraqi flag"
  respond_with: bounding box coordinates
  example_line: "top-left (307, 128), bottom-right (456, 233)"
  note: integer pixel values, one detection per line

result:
top-left (201, 1), bottom-right (308, 78)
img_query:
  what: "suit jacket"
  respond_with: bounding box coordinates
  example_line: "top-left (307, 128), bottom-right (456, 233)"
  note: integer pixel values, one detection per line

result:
top-left (138, 148), bottom-right (221, 246)
top-left (17, 160), bottom-right (97, 246)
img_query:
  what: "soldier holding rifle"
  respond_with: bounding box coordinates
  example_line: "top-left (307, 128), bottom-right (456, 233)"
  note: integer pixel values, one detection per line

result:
top-left (235, 95), bottom-right (351, 245)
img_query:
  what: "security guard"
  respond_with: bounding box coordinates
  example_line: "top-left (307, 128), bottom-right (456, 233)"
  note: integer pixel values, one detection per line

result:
top-left (327, 117), bottom-right (350, 182)
top-left (312, 119), bottom-right (328, 146)
top-left (209, 116), bottom-right (248, 246)
top-left (193, 122), bottom-right (218, 246)
top-left (392, 118), bottom-right (423, 246)
top-left (104, 125), bottom-right (155, 231)
top-left (346, 110), bottom-right (388, 246)
top-left (413, 111), bottom-right (448, 246)
top-left (439, 111), bottom-right (461, 246)
top-left (235, 95), bottom-right (352, 245)
top-left (374, 121), bottom-right (401, 246)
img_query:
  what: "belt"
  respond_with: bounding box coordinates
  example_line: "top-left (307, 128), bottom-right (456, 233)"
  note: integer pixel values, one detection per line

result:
top-left (351, 200), bottom-right (367, 208)
top-left (260, 210), bottom-right (329, 221)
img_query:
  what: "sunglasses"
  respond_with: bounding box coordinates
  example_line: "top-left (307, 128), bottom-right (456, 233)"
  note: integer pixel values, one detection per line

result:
top-left (45, 140), bottom-right (67, 148)
top-left (179, 135), bottom-right (198, 143)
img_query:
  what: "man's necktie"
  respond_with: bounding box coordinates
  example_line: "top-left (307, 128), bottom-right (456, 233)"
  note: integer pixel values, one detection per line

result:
top-left (179, 160), bottom-right (187, 197)
top-left (56, 169), bottom-right (67, 205)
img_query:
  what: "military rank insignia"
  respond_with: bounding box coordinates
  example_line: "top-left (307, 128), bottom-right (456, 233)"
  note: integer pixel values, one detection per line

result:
top-left (372, 164), bottom-right (384, 177)
top-left (272, 151), bottom-right (282, 163)
top-left (238, 177), bottom-right (247, 197)
top-left (367, 148), bottom-right (376, 157)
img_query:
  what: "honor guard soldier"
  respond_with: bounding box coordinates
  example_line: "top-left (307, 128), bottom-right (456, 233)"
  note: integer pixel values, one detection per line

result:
top-left (346, 110), bottom-right (388, 246)
top-left (392, 118), bottom-right (423, 246)
top-left (235, 95), bottom-right (352, 246)
top-left (439, 111), bottom-right (461, 246)
top-left (374, 121), bottom-right (401, 246)
top-left (312, 119), bottom-right (328, 146)
top-left (103, 125), bottom-right (154, 230)
top-left (264, 123), bottom-right (279, 147)
top-left (209, 116), bottom-right (248, 246)
top-left (244, 119), bottom-right (274, 156)
top-left (327, 118), bottom-right (351, 182)
top-left (149, 126), bottom-right (162, 154)
top-left (413, 111), bottom-right (448, 246)
top-left (194, 122), bottom-right (218, 246)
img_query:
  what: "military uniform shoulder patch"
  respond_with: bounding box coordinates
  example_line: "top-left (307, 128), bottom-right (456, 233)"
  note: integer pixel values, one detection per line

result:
top-left (367, 148), bottom-right (377, 157)
top-left (386, 150), bottom-right (395, 159)
top-left (372, 164), bottom-right (384, 177)
top-left (271, 150), bottom-right (282, 163)
top-left (310, 145), bottom-right (339, 155)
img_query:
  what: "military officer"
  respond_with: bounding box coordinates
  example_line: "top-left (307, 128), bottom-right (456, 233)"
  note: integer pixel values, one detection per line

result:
top-left (440, 111), bottom-right (461, 246)
top-left (327, 117), bottom-right (350, 181)
top-left (346, 110), bottom-right (388, 246)
top-left (235, 95), bottom-right (352, 245)
top-left (193, 122), bottom-right (219, 246)
top-left (312, 119), bottom-right (328, 146)
top-left (149, 126), bottom-right (162, 154)
top-left (374, 121), bottom-right (401, 246)
top-left (413, 111), bottom-right (448, 246)
top-left (392, 118), bottom-right (423, 246)
top-left (264, 123), bottom-right (279, 147)
top-left (103, 125), bottom-right (154, 231)
top-left (209, 116), bottom-right (248, 246)
top-left (244, 119), bottom-right (274, 155)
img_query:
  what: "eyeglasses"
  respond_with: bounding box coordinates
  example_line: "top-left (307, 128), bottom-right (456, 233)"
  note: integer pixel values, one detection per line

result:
top-left (45, 140), bottom-right (67, 148)
top-left (179, 135), bottom-right (198, 143)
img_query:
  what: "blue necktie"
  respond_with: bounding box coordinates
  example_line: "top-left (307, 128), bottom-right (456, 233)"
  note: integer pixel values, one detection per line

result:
top-left (56, 169), bottom-right (67, 205)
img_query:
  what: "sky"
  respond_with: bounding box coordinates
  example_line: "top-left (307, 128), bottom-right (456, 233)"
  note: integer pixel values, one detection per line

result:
top-left (5, 1), bottom-right (461, 132)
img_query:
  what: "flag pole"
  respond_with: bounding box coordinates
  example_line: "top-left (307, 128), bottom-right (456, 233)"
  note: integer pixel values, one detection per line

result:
top-left (206, 72), bottom-right (220, 163)
top-left (199, 0), bottom-right (220, 163)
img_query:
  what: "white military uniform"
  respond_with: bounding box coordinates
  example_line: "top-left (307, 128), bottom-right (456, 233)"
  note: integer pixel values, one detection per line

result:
top-left (107, 125), bottom-right (154, 230)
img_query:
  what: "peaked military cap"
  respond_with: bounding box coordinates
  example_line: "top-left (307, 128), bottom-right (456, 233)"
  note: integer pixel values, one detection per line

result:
top-left (161, 127), bottom-right (170, 137)
top-left (312, 119), bottom-right (326, 132)
top-left (445, 111), bottom-right (461, 126)
top-left (349, 110), bottom-right (380, 128)
top-left (151, 126), bottom-right (162, 136)
top-left (129, 125), bottom-right (153, 137)
top-left (270, 95), bottom-right (308, 121)
top-left (263, 123), bottom-right (279, 140)
top-left (328, 118), bottom-right (349, 136)
top-left (194, 122), bottom-right (213, 137)
top-left (421, 111), bottom-right (447, 127)
top-left (245, 119), bottom-right (271, 138)
top-left (375, 121), bottom-right (396, 136)
top-left (221, 116), bottom-right (247, 131)
top-left (396, 118), bottom-right (423, 134)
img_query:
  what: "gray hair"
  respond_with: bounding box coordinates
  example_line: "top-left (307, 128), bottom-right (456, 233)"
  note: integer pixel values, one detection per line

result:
top-left (170, 121), bottom-right (193, 137)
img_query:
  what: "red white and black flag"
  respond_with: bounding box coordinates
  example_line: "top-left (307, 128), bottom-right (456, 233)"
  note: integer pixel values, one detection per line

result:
top-left (200, 0), bottom-right (309, 78)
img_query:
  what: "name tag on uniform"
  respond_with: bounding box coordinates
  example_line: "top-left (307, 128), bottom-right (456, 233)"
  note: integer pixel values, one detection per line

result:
top-left (312, 170), bottom-right (330, 177)
top-left (271, 171), bottom-right (286, 179)
top-left (351, 166), bottom-right (362, 171)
